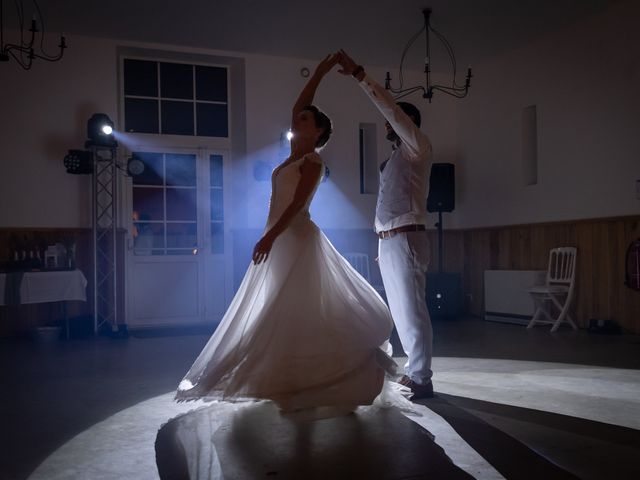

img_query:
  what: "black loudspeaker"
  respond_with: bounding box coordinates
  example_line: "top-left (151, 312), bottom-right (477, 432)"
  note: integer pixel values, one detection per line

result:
top-left (427, 163), bottom-right (455, 212)
top-left (426, 272), bottom-right (463, 318)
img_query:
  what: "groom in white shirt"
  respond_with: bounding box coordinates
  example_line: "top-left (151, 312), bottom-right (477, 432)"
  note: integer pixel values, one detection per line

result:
top-left (337, 50), bottom-right (434, 399)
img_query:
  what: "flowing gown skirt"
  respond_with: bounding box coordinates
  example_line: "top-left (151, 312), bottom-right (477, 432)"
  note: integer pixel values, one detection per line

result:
top-left (176, 217), bottom-right (394, 411)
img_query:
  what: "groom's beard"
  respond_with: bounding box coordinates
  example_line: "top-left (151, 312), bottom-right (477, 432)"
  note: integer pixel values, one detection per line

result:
top-left (386, 130), bottom-right (399, 142)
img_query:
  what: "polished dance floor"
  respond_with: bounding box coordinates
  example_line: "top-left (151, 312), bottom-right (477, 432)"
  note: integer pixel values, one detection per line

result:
top-left (2, 318), bottom-right (640, 479)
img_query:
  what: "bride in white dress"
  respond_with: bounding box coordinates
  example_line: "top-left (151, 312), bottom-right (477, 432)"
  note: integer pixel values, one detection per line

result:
top-left (176, 54), bottom-right (394, 412)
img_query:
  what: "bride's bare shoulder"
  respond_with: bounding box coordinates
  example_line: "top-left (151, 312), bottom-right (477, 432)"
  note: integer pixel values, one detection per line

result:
top-left (302, 152), bottom-right (322, 165)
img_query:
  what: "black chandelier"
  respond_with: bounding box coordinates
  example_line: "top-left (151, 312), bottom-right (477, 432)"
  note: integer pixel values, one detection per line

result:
top-left (385, 8), bottom-right (472, 102)
top-left (0, 0), bottom-right (66, 70)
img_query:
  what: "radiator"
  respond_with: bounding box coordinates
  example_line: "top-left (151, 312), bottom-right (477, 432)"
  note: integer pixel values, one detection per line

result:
top-left (484, 270), bottom-right (547, 325)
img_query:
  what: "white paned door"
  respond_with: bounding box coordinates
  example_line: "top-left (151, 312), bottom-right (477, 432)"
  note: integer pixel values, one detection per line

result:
top-left (125, 147), bottom-right (230, 328)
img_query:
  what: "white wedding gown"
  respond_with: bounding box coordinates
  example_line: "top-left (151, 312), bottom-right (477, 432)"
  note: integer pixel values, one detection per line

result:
top-left (176, 152), bottom-right (394, 411)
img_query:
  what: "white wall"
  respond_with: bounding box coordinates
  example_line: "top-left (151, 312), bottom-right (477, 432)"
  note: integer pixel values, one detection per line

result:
top-left (246, 60), bottom-right (460, 230)
top-left (456, 0), bottom-right (640, 228)
top-left (0, 32), bottom-right (459, 231)
top-left (0, 35), bottom-right (118, 228)
top-left (2, 4), bottom-right (637, 233)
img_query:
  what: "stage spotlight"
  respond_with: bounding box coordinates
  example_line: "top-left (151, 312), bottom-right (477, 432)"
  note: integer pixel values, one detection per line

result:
top-left (87, 113), bottom-right (116, 147)
top-left (63, 149), bottom-right (93, 174)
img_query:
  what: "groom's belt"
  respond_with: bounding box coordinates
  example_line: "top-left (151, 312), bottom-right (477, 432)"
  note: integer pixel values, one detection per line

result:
top-left (378, 224), bottom-right (426, 239)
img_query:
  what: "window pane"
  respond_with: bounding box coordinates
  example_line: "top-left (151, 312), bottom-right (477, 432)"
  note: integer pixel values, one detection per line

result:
top-left (210, 154), bottom-right (223, 187)
top-left (196, 66), bottom-right (227, 102)
top-left (196, 103), bottom-right (228, 137)
top-left (166, 188), bottom-right (197, 221)
top-left (124, 59), bottom-right (158, 97)
top-left (160, 62), bottom-right (193, 99)
top-left (166, 223), bottom-right (197, 249)
top-left (125, 98), bottom-right (159, 134)
top-left (133, 222), bottom-right (164, 255)
top-left (132, 152), bottom-right (164, 186)
top-left (210, 188), bottom-right (223, 222)
top-left (166, 154), bottom-right (196, 187)
top-left (211, 222), bottom-right (224, 254)
top-left (161, 100), bottom-right (194, 135)
top-left (133, 188), bottom-right (164, 221)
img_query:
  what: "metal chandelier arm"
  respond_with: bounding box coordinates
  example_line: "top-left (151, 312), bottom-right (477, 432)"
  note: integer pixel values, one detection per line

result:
top-left (0, 0), bottom-right (67, 70)
top-left (385, 8), bottom-right (472, 102)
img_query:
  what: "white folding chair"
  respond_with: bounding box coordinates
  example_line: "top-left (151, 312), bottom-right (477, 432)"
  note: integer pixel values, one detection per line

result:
top-left (344, 253), bottom-right (371, 281)
top-left (526, 247), bottom-right (578, 332)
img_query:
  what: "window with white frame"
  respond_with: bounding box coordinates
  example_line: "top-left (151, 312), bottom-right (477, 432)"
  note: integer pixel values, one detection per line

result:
top-left (131, 152), bottom-right (198, 256)
top-left (123, 58), bottom-right (228, 137)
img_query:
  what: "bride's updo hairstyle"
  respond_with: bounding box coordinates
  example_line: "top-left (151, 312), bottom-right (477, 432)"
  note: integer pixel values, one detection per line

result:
top-left (303, 105), bottom-right (332, 150)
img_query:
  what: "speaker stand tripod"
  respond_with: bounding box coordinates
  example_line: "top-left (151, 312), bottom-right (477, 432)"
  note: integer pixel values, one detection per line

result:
top-left (436, 210), bottom-right (444, 274)
top-left (426, 209), bottom-right (462, 318)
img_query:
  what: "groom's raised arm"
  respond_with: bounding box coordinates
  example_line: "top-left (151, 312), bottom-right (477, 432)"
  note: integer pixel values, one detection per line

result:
top-left (336, 49), bottom-right (430, 159)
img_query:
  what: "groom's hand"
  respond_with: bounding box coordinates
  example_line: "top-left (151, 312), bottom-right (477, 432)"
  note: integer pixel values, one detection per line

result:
top-left (315, 53), bottom-right (339, 77)
top-left (337, 49), bottom-right (365, 81)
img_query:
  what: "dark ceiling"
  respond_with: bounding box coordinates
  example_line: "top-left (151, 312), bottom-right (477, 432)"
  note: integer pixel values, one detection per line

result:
top-left (3, 0), bottom-right (618, 71)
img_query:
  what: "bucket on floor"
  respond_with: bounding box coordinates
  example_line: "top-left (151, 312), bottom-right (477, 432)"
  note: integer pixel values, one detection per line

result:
top-left (588, 318), bottom-right (621, 334)
top-left (32, 326), bottom-right (62, 343)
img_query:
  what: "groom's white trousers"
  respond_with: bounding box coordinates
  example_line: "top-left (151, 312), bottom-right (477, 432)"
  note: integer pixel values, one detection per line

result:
top-left (378, 230), bottom-right (433, 385)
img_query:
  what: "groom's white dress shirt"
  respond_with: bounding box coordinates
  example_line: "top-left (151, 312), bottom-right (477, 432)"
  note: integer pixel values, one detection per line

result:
top-left (356, 75), bottom-right (432, 233)
top-left (358, 73), bottom-right (434, 385)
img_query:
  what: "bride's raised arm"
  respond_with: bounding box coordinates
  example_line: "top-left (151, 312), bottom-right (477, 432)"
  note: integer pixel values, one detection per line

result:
top-left (291, 54), bottom-right (337, 125)
top-left (252, 55), bottom-right (336, 265)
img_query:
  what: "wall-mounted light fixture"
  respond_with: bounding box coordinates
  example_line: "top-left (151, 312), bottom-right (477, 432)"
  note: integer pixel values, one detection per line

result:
top-left (321, 165), bottom-right (330, 183)
top-left (126, 156), bottom-right (145, 177)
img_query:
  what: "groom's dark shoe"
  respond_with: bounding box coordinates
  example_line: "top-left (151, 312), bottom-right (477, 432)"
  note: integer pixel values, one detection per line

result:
top-left (398, 375), bottom-right (434, 400)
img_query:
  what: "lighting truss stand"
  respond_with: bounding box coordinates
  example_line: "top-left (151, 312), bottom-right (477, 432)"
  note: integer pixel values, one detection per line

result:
top-left (90, 145), bottom-right (119, 334)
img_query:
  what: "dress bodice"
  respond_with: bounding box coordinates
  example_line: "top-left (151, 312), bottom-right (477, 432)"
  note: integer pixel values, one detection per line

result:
top-left (266, 153), bottom-right (323, 230)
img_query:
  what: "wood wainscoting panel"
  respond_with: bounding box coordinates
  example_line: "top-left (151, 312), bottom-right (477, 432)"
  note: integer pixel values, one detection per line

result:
top-left (4, 219), bottom-right (638, 335)
top-left (0, 228), bottom-right (126, 337)
top-left (450, 216), bottom-right (640, 333)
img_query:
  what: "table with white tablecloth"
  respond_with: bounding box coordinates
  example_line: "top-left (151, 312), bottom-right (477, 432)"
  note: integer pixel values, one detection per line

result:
top-left (0, 269), bottom-right (88, 338)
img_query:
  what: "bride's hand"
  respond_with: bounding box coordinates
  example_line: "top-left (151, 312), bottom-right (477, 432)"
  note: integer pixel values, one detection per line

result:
top-left (252, 233), bottom-right (275, 265)
top-left (314, 53), bottom-right (338, 77)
